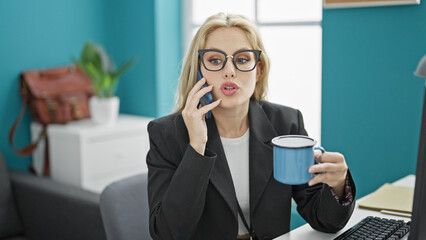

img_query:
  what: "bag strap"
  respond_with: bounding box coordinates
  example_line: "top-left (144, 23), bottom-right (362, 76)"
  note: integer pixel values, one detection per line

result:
top-left (42, 133), bottom-right (50, 176)
top-left (8, 94), bottom-right (50, 176)
top-left (9, 94), bottom-right (47, 155)
top-left (27, 135), bottom-right (49, 177)
top-left (237, 201), bottom-right (257, 240)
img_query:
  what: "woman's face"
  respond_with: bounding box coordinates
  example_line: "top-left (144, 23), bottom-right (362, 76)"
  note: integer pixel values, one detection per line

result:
top-left (201, 27), bottom-right (260, 110)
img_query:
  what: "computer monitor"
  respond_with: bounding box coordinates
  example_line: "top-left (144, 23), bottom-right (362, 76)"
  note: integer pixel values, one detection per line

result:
top-left (408, 81), bottom-right (426, 239)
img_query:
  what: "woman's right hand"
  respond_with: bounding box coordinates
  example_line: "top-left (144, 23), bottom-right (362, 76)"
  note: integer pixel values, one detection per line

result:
top-left (182, 78), bottom-right (222, 155)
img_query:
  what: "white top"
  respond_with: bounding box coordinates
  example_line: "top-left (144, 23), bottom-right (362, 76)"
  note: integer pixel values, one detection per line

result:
top-left (220, 129), bottom-right (250, 235)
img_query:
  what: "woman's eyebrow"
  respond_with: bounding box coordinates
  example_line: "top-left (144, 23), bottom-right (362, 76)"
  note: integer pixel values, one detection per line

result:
top-left (205, 47), bottom-right (252, 54)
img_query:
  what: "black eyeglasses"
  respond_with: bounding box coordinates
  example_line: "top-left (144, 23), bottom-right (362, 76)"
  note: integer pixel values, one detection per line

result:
top-left (198, 49), bottom-right (261, 72)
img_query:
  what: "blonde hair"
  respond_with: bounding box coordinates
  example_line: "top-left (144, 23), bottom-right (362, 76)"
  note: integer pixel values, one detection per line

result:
top-left (174, 13), bottom-right (270, 112)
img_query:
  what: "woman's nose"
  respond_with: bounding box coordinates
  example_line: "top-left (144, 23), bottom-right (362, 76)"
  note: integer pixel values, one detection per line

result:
top-left (223, 59), bottom-right (236, 79)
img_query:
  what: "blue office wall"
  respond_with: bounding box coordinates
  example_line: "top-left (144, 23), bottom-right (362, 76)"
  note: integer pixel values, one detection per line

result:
top-left (0, 0), bottom-right (105, 171)
top-left (1, 0), bottom-right (182, 171)
top-left (322, 4), bottom-right (426, 197)
top-left (103, 0), bottom-right (181, 117)
top-left (103, 0), bottom-right (158, 117)
top-left (155, 0), bottom-right (182, 116)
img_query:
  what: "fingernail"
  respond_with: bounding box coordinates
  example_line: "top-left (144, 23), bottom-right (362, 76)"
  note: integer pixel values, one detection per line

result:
top-left (308, 181), bottom-right (313, 186)
top-left (308, 167), bottom-right (314, 173)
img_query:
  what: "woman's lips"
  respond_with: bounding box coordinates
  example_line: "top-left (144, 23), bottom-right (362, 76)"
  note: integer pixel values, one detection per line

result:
top-left (220, 82), bottom-right (239, 96)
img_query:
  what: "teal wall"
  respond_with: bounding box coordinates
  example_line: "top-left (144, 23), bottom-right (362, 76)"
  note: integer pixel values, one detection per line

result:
top-left (155, 0), bottom-right (182, 116)
top-left (0, 0), bottom-right (105, 170)
top-left (103, 0), bottom-right (158, 117)
top-left (1, 0), bottom-right (181, 171)
top-left (322, 4), bottom-right (426, 198)
top-left (103, 0), bottom-right (181, 118)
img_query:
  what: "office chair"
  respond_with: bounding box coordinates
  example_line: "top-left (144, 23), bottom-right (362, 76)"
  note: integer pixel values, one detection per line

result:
top-left (100, 173), bottom-right (151, 240)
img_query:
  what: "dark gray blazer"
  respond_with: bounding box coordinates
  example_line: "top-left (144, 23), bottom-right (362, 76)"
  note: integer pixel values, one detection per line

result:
top-left (146, 99), bottom-right (356, 240)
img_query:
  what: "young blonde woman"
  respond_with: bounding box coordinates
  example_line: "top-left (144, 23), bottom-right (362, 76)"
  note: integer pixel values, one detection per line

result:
top-left (146, 13), bottom-right (356, 240)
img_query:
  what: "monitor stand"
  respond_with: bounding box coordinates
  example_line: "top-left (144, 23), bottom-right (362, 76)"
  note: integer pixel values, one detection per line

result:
top-left (408, 80), bottom-right (426, 239)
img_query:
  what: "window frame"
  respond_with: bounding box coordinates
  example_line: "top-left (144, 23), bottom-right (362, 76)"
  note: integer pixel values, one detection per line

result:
top-left (181, 0), bottom-right (323, 143)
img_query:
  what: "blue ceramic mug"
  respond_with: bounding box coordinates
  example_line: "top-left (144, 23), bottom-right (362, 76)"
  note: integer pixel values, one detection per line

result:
top-left (272, 135), bottom-right (325, 185)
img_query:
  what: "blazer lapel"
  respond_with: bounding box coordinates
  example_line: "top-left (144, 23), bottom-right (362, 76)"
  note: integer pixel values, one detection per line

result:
top-left (205, 100), bottom-right (278, 221)
top-left (248, 100), bottom-right (278, 215)
top-left (206, 117), bottom-right (238, 220)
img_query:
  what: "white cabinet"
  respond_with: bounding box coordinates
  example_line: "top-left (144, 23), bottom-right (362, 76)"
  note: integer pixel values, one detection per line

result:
top-left (31, 115), bottom-right (153, 193)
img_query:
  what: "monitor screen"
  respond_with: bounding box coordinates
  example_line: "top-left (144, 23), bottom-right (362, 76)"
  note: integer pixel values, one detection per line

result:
top-left (409, 83), bottom-right (426, 239)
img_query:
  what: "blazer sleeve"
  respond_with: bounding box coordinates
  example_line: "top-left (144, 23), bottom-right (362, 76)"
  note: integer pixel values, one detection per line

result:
top-left (291, 110), bottom-right (356, 233)
top-left (146, 121), bottom-right (217, 240)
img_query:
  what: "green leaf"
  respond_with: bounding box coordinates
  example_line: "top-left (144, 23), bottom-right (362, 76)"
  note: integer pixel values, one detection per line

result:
top-left (81, 42), bottom-right (102, 70)
top-left (96, 45), bottom-right (114, 74)
top-left (86, 62), bottom-right (104, 97)
top-left (102, 75), bottom-right (112, 89)
top-left (72, 42), bottom-right (136, 98)
top-left (111, 57), bottom-right (137, 79)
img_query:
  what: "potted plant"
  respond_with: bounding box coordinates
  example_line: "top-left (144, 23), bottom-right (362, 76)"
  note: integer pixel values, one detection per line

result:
top-left (73, 42), bottom-right (136, 125)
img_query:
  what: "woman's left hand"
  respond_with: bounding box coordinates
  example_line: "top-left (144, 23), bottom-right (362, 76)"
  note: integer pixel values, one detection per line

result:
top-left (308, 151), bottom-right (348, 198)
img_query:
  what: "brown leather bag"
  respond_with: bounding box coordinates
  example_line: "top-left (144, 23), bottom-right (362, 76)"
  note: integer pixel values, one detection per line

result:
top-left (9, 65), bottom-right (94, 176)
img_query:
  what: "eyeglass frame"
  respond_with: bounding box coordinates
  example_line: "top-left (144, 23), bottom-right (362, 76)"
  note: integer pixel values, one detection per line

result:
top-left (198, 49), bottom-right (262, 72)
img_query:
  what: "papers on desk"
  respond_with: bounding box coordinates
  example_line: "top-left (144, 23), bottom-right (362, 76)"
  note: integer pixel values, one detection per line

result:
top-left (358, 183), bottom-right (414, 217)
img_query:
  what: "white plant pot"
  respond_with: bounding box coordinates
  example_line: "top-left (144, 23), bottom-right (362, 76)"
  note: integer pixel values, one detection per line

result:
top-left (89, 96), bottom-right (120, 125)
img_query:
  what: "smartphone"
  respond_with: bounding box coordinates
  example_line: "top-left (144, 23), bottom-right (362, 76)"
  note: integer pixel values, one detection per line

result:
top-left (197, 68), bottom-right (213, 119)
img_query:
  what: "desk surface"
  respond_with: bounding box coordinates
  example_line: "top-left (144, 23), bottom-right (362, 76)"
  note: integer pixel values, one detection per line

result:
top-left (275, 175), bottom-right (415, 240)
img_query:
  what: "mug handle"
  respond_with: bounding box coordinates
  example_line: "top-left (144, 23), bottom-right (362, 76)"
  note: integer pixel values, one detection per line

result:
top-left (313, 147), bottom-right (326, 174)
top-left (314, 146), bottom-right (325, 153)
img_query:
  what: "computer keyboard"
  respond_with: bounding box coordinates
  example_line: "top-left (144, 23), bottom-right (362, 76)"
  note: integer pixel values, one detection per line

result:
top-left (334, 216), bottom-right (410, 240)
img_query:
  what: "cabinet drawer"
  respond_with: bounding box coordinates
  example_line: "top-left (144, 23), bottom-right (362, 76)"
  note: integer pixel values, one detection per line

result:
top-left (82, 135), bottom-right (148, 177)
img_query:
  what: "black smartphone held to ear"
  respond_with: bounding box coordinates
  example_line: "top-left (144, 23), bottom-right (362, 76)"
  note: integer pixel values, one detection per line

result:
top-left (197, 68), bottom-right (212, 119)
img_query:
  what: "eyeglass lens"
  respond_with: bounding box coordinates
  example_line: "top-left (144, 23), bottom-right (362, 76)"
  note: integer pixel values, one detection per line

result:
top-left (202, 50), bottom-right (257, 71)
